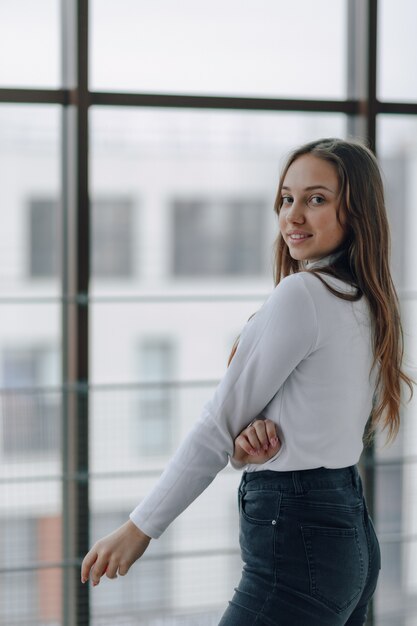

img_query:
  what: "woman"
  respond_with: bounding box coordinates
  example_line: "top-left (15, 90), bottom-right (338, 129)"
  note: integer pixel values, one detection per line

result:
top-left (81, 138), bottom-right (415, 625)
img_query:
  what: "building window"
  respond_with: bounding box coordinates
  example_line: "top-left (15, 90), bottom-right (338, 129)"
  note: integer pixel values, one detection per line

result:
top-left (1, 347), bottom-right (60, 456)
top-left (29, 198), bottom-right (60, 278)
top-left (92, 197), bottom-right (134, 278)
top-left (28, 196), bottom-right (134, 279)
top-left (172, 197), bottom-right (267, 276)
top-left (136, 339), bottom-right (174, 457)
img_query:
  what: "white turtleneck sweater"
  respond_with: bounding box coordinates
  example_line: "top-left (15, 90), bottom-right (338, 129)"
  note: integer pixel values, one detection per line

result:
top-left (130, 251), bottom-right (378, 538)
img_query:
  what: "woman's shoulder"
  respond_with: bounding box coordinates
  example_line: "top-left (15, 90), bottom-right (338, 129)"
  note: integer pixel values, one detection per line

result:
top-left (269, 271), bottom-right (357, 315)
top-left (266, 273), bottom-right (318, 315)
top-left (295, 270), bottom-right (370, 324)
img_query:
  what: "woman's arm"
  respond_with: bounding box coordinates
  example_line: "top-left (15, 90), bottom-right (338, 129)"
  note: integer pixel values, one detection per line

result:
top-left (81, 418), bottom-right (282, 585)
top-left (81, 273), bottom-right (317, 584)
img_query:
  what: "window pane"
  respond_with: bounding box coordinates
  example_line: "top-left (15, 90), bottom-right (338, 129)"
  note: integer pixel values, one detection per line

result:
top-left (2, 347), bottom-right (61, 456)
top-left (91, 0), bottom-right (347, 99)
top-left (136, 339), bottom-right (174, 456)
top-left (90, 106), bottom-right (345, 294)
top-left (377, 116), bottom-right (417, 293)
top-left (0, 103), bottom-right (62, 621)
top-left (90, 108), bottom-right (346, 620)
top-left (0, 305), bottom-right (61, 460)
top-left (0, 105), bottom-right (61, 296)
top-left (378, 0), bottom-right (417, 101)
top-left (0, 0), bottom-right (60, 88)
top-left (377, 118), bottom-right (417, 623)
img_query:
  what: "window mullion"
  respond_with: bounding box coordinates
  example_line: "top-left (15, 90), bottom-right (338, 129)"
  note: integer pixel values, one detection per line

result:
top-left (61, 1), bottom-right (90, 625)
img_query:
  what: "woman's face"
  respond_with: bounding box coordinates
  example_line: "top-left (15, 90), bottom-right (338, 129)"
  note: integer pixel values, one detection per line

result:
top-left (278, 153), bottom-right (347, 262)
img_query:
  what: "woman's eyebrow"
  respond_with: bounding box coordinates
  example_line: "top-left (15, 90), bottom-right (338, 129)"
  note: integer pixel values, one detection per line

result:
top-left (281, 184), bottom-right (336, 193)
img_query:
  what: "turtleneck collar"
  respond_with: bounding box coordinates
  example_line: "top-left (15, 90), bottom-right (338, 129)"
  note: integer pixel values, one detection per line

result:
top-left (302, 249), bottom-right (344, 270)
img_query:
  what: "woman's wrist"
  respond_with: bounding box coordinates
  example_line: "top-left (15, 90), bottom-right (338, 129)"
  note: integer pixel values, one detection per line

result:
top-left (127, 519), bottom-right (152, 542)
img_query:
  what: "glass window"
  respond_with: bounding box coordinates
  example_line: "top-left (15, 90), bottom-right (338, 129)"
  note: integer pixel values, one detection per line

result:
top-left (89, 110), bottom-right (347, 498)
top-left (0, 103), bottom-right (62, 621)
top-left (28, 196), bottom-right (134, 280)
top-left (136, 339), bottom-right (174, 456)
top-left (377, 118), bottom-right (417, 619)
top-left (91, 0), bottom-right (347, 99)
top-left (89, 106), bottom-right (346, 399)
top-left (1, 347), bottom-right (61, 456)
top-left (0, 105), bottom-right (61, 295)
top-left (0, 301), bottom-right (61, 463)
top-left (0, 0), bottom-right (60, 88)
top-left (377, 116), bottom-right (417, 293)
top-left (90, 106), bottom-right (345, 296)
top-left (378, 0), bottom-right (417, 101)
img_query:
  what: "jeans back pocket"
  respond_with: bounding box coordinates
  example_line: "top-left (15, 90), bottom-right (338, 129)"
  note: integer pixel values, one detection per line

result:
top-left (301, 524), bottom-right (365, 613)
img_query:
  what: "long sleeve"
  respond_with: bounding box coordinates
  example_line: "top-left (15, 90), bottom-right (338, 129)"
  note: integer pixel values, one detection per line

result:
top-left (130, 273), bottom-right (318, 538)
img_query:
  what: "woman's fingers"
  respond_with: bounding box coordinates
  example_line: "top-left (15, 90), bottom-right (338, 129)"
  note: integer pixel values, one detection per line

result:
top-left (264, 419), bottom-right (279, 446)
top-left (235, 420), bottom-right (278, 454)
top-left (247, 419), bottom-right (277, 452)
top-left (90, 551), bottom-right (110, 585)
top-left (81, 547), bottom-right (98, 584)
top-left (246, 425), bottom-right (263, 452)
top-left (118, 560), bottom-right (131, 576)
top-left (253, 421), bottom-right (271, 451)
top-left (231, 418), bottom-right (281, 465)
top-left (234, 433), bottom-right (254, 455)
top-left (90, 552), bottom-right (131, 584)
top-left (105, 559), bottom-right (119, 580)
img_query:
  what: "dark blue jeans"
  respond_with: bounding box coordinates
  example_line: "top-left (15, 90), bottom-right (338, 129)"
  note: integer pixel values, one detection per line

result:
top-left (219, 465), bottom-right (381, 626)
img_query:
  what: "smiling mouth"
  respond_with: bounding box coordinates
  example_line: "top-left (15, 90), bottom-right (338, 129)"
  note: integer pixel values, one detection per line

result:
top-left (288, 234), bottom-right (313, 242)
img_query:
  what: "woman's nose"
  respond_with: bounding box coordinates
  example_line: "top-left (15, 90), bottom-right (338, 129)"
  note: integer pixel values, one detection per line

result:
top-left (286, 200), bottom-right (306, 222)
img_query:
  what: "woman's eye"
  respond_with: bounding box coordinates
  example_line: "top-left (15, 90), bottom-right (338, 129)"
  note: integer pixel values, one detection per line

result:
top-left (281, 196), bottom-right (293, 206)
top-left (309, 195), bottom-right (325, 206)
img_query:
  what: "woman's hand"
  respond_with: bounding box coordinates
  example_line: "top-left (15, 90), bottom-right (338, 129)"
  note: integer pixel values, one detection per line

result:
top-left (232, 418), bottom-right (281, 465)
top-left (81, 520), bottom-right (151, 586)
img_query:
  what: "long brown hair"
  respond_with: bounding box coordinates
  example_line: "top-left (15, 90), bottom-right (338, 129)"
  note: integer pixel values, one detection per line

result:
top-left (228, 138), bottom-right (415, 447)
